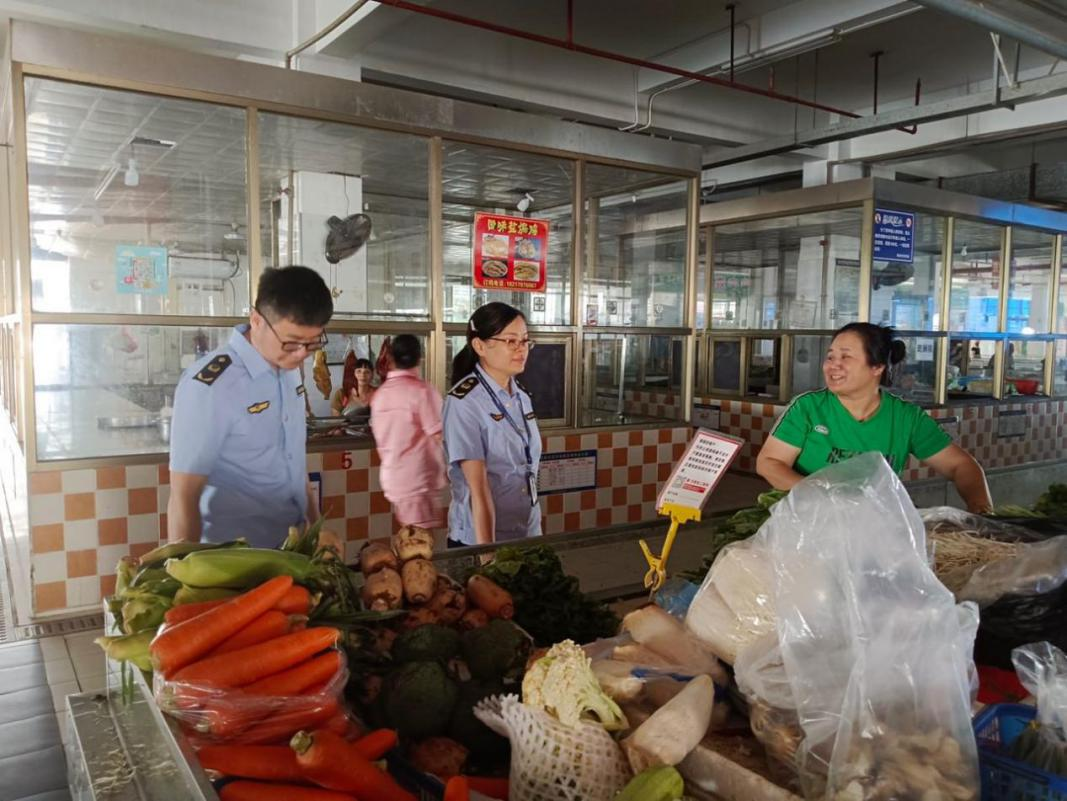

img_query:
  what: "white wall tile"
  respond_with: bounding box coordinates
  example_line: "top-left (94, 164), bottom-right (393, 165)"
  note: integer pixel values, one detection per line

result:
top-left (346, 493), bottom-right (369, 518)
top-left (128, 514), bottom-right (159, 543)
top-left (157, 485), bottom-right (171, 509)
top-left (611, 506), bottom-right (628, 525)
top-left (612, 432), bottom-right (629, 449)
top-left (126, 465), bottom-right (158, 489)
top-left (563, 492), bottom-right (581, 513)
top-left (596, 488), bottom-right (612, 508)
top-left (368, 512), bottom-right (392, 539)
top-left (611, 467), bottom-right (629, 487)
top-left (642, 463), bottom-right (658, 484)
top-left (368, 468), bottom-right (381, 492)
top-left (657, 443), bottom-right (673, 462)
top-left (64, 520), bottom-right (98, 550)
top-left (60, 470), bottom-right (95, 494)
top-left (579, 509), bottom-right (597, 529)
top-left (97, 545), bottom-right (131, 577)
top-left (322, 470), bottom-right (346, 496)
top-left (580, 434), bottom-right (598, 450)
top-left (627, 446), bottom-right (643, 464)
top-left (33, 552), bottom-right (67, 583)
top-left (67, 576), bottom-right (100, 608)
top-left (95, 489), bottom-right (128, 519)
top-left (29, 494), bottom-right (63, 526)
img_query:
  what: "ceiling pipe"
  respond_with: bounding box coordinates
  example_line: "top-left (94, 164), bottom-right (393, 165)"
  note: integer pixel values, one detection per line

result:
top-left (286, 0), bottom-right (372, 68)
top-left (370, 0), bottom-right (879, 125)
top-left (913, 0), bottom-right (1067, 62)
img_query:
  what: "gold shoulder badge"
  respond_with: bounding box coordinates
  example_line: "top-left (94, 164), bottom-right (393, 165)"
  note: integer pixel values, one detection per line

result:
top-left (296, 385), bottom-right (306, 396)
top-left (194, 354), bottom-right (232, 385)
top-left (247, 400), bottom-right (271, 414)
top-left (449, 376), bottom-right (478, 399)
top-left (489, 412), bottom-right (504, 421)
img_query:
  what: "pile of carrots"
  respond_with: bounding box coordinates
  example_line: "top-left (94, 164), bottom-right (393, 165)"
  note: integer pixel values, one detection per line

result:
top-left (202, 727), bottom-right (416, 801)
top-left (151, 575), bottom-right (350, 743)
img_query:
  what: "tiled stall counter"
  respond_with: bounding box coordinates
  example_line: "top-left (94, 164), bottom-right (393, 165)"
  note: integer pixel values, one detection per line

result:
top-left (26, 426), bottom-right (695, 616)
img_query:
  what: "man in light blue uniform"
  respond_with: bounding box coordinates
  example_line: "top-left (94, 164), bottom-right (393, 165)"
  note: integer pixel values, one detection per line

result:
top-left (442, 364), bottom-right (542, 545)
top-left (167, 266), bottom-right (333, 547)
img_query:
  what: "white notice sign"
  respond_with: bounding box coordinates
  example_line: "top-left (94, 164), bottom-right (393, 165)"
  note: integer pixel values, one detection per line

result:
top-left (537, 449), bottom-right (597, 496)
top-left (657, 429), bottom-right (743, 512)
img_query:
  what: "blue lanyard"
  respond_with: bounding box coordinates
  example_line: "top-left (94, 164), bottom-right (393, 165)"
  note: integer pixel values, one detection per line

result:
top-left (475, 367), bottom-right (537, 505)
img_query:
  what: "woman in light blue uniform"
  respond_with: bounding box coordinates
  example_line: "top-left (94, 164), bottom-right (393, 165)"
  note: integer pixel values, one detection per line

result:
top-left (443, 303), bottom-right (542, 547)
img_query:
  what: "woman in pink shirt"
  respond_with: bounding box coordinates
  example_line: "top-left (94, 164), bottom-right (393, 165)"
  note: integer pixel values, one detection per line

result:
top-left (369, 335), bottom-right (447, 529)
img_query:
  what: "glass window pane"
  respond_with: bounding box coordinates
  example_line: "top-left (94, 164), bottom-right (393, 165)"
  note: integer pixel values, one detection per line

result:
top-left (445, 333), bottom-right (569, 423)
top-left (1008, 228), bottom-right (1054, 334)
top-left (1059, 241), bottom-right (1067, 334)
top-left (695, 228), bottom-right (708, 329)
top-left (949, 220), bottom-right (1003, 333)
top-left (947, 338), bottom-right (996, 398)
top-left (441, 142), bottom-right (573, 325)
top-left (584, 165), bottom-right (687, 328)
top-left (26, 79), bottom-right (249, 315)
top-left (711, 209), bottom-right (862, 330)
top-left (1003, 338), bottom-right (1048, 397)
top-left (33, 323), bottom-right (231, 460)
top-left (886, 335), bottom-right (940, 404)
top-left (791, 335), bottom-right (832, 395)
top-left (581, 333), bottom-right (684, 425)
top-left (747, 338), bottom-right (781, 397)
top-left (870, 213), bottom-right (945, 331)
top-left (1054, 340), bottom-right (1067, 396)
top-left (258, 113), bottom-right (430, 320)
top-left (710, 338), bottom-right (742, 393)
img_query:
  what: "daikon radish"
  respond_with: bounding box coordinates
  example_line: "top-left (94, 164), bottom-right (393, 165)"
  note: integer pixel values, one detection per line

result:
top-left (622, 606), bottom-right (727, 684)
top-left (622, 674), bottom-right (715, 773)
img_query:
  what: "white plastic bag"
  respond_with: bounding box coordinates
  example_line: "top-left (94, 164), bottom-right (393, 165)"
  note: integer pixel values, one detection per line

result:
top-left (760, 453), bottom-right (980, 800)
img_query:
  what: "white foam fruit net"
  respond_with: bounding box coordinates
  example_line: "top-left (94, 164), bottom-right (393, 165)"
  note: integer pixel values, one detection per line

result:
top-left (474, 694), bottom-right (631, 801)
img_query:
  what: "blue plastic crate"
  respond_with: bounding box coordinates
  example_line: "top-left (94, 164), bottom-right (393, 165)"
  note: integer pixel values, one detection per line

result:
top-left (974, 704), bottom-right (1067, 801)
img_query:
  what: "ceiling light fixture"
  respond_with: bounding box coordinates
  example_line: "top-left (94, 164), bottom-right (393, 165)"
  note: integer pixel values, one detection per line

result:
top-left (124, 157), bottom-right (140, 187)
top-left (516, 192), bottom-right (534, 213)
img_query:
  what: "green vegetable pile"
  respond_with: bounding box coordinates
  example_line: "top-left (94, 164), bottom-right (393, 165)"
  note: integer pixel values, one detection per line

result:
top-left (682, 490), bottom-right (786, 583)
top-left (476, 545), bottom-right (619, 647)
top-left (1034, 483), bottom-right (1067, 518)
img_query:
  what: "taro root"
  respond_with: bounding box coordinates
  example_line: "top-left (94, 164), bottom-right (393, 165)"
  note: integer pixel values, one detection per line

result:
top-left (402, 558), bottom-right (438, 605)
top-left (362, 566), bottom-right (403, 610)
top-left (392, 525), bottom-right (434, 562)
top-left (360, 540), bottom-right (399, 576)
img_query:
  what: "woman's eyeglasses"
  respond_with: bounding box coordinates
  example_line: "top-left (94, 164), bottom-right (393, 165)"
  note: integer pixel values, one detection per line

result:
top-left (487, 336), bottom-right (536, 351)
top-left (256, 307), bottom-right (328, 353)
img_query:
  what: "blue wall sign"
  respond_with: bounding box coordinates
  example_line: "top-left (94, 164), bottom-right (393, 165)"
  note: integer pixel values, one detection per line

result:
top-left (873, 209), bottom-right (915, 264)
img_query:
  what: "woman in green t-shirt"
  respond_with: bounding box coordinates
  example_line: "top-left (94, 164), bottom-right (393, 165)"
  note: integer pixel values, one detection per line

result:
top-left (757, 323), bottom-right (993, 513)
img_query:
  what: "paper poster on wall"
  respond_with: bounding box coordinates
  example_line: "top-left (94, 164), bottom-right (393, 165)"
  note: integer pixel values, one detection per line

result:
top-left (691, 402), bottom-right (721, 430)
top-left (657, 428), bottom-right (743, 513)
top-left (116, 244), bottom-right (168, 295)
top-left (538, 449), bottom-right (597, 495)
top-left (472, 212), bottom-right (549, 293)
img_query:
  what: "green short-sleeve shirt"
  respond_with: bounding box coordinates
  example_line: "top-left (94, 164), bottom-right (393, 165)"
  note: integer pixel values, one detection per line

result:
top-left (769, 388), bottom-right (951, 476)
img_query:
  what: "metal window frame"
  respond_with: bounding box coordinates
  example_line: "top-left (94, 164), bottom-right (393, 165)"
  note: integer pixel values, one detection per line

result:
top-left (3, 22), bottom-right (700, 468)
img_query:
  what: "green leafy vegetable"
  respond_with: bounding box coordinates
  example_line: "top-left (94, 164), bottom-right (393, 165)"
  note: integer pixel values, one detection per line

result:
top-left (1034, 483), bottom-right (1067, 518)
top-left (477, 545), bottom-right (619, 647)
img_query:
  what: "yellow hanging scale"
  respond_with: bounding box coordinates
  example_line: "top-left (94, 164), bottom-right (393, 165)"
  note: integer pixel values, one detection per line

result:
top-left (640, 502), bottom-right (701, 594)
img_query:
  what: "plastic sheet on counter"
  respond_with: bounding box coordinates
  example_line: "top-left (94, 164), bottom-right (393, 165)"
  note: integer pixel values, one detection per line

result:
top-left (153, 648), bottom-right (352, 745)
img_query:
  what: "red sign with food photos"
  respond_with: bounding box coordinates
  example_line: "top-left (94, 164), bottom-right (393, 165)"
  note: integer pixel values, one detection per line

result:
top-left (472, 212), bottom-right (549, 293)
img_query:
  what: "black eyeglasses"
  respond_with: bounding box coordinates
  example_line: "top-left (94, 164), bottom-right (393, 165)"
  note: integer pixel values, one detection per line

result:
top-left (255, 307), bottom-right (328, 353)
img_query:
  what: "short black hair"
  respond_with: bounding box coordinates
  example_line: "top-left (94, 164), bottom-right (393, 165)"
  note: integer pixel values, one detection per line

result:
top-left (833, 322), bottom-right (906, 386)
top-left (255, 266), bottom-right (333, 327)
top-left (391, 334), bottom-right (422, 370)
top-left (353, 358), bottom-right (373, 370)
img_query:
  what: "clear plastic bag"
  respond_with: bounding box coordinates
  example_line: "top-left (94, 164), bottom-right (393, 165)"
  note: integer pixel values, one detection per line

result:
top-left (1012, 642), bottom-right (1067, 745)
top-left (957, 536), bottom-right (1067, 605)
top-left (474, 694), bottom-right (631, 801)
top-left (761, 453), bottom-right (981, 800)
top-left (154, 648), bottom-right (351, 744)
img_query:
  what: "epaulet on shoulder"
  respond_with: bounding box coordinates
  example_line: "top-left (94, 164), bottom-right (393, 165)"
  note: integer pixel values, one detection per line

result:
top-left (449, 376), bottom-right (478, 399)
top-left (193, 354), bottom-right (232, 386)
top-left (515, 379), bottom-right (533, 399)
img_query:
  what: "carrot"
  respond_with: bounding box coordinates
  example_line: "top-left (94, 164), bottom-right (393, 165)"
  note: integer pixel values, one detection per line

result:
top-left (219, 781), bottom-right (356, 801)
top-left (291, 728), bottom-right (416, 801)
top-left (353, 728), bottom-right (398, 760)
top-left (243, 651), bottom-right (342, 696)
top-left (322, 709), bottom-right (354, 738)
top-left (165, 598), bottom-right (228, 625)
top-left (275, 584), bottom-right (314, 615)
top-left (196, 744), bottom-right (302, 781)
top-left (151, 576), bottom-right (294, 677)
top-left (444, 776), bottom-right (470, 801)
top-left (172, 628), bottom-right (339, 687)
top-left (466, 575), bottom-right (514, 619)
top-left (208, 611), bottom-right (296, 656)
top-left (466, 776), bottom-right (509, 799)
top-left (238, 697), bottom-right (339, 745)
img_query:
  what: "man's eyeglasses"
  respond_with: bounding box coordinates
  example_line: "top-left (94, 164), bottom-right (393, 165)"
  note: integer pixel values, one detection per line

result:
top-left (255, 307), bottom-right (328, 353)
top-left (487, 336), bottom-right (536, 351)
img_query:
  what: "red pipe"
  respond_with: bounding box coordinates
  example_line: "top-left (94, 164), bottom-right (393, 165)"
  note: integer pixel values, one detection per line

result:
top-left (372, 0), bottom-right (863, 121)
